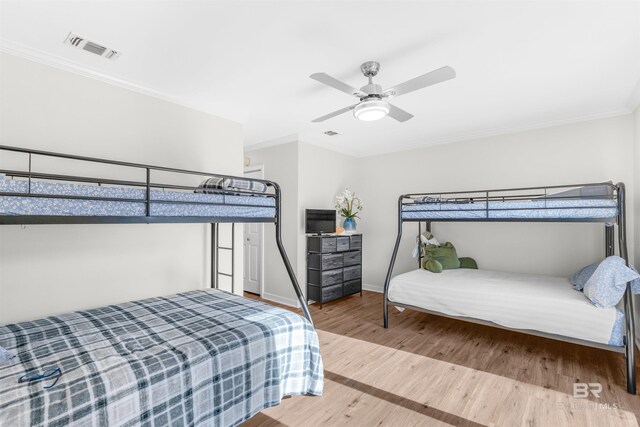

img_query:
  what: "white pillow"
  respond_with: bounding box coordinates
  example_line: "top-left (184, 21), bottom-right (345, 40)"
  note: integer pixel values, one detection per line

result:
top-left (420, 231), bottom-right (440, 246)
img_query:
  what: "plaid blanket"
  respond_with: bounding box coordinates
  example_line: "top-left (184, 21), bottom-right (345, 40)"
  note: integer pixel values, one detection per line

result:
top-left (195, 177), bottom-right (268, 194)
top-left (0, 290), bottom-right (323, 426)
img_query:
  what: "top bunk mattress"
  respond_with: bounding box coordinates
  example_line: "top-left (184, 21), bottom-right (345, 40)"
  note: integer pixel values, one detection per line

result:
top-left (388, 268), bottom-right (623, 346)
top-left (0, 174), bottom-right (276, 219)
top-left (402, 198), bottom-right (618, 221)
top-left (401, 184), bottom-right (618, 221)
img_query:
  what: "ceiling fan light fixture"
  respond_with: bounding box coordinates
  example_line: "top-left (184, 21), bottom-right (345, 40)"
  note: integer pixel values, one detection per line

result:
top-left (353, 99), bottom-right (390, 121)
top-left (310, 62), bottom-right (455, 123)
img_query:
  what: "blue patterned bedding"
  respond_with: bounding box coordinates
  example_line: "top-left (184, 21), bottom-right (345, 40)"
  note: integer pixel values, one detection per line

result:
top-left (609, 309), bottom-right (625, 346)
top-left (0, 289), bottom-right (323, 426)
top-left (0, 174), bottom-right (276, 218)
top-left (402, 198), bottom-right (618, 220)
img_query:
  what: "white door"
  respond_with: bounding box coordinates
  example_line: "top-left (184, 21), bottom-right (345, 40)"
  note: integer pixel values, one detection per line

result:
top-left (244, 168), bottom-right (263, 295)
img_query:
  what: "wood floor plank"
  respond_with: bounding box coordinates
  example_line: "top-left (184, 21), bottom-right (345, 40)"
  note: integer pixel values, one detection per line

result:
top-left (242, 292), bottom-right (640, 427)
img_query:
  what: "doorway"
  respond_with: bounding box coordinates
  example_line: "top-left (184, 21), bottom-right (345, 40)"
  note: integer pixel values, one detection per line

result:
top-left (243, 167), bottom-right (264, 295)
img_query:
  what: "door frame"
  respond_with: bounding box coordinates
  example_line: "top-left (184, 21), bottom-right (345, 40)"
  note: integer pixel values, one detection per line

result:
top-left (244, 165), bottom-right (265, 296)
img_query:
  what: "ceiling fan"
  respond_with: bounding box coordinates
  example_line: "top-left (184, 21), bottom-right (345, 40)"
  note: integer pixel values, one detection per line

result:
top-left (310, 61), bottom-right (456, 123)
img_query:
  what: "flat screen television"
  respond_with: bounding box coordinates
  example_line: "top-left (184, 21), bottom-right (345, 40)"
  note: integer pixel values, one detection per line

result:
top-left (305, 209), bottom-right (336, 235)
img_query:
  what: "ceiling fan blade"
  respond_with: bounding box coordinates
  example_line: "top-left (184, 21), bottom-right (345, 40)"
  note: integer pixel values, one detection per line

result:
top-left (387, 104), bottom-right (414, 122)
top-left (383, 66), bottom-right (456, 98)
top-left (310, 73), bottom-right (366, 97)
top-left (311, 104), bottom-right (357, 122)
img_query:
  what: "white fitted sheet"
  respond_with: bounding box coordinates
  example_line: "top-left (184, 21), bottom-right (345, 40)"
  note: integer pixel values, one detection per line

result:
top-left (388, 268), bottom-right (619, 345)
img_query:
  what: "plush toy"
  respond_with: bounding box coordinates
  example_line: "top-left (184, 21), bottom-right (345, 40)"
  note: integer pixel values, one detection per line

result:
top-left (420, 238), bottom-right (479, 273)
top-left (422, 242), bottom-right (460, 272)
top-left (424, 259), bottom-right (444, 273)
top-left (459, 257), bottom-right (478, 269)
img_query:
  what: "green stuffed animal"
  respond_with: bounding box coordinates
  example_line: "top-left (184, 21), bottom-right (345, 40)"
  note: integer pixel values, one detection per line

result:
top-left (422, 242), bottom-right (478, 273)
top-left (459, 257), bottom-right (478, 269)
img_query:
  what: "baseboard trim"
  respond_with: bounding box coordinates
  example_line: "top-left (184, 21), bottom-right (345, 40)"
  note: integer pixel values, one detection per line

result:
top-left (263, 287), bottom-right (381, 306)
top-left (362, 283), bottom-right (383, 293)
top-left (261, 292), bottom-right (300, 308)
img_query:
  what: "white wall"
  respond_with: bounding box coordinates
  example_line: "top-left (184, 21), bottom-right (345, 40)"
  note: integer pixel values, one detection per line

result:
top-left (634, 105), bottom-right (640, 270)
top-left (245, 140), bottom-right (356, 305)
top-left (296, 142), bottom-right (358, 289)
top-left (356, 114), bottom-right (636, 290)
top-left (0, 53), bottom-right (244, 323)
top-left (244, 141), bottom-right (300, 305)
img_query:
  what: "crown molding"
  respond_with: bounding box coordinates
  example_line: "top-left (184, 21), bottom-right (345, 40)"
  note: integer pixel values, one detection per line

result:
top-left (626, 77), bottom-right (640, 112)
top-left (351, 108), bottom-right (633, 158)
top-left (0, 38), bottom-right (243, 124)
top-left (357, 108), bottom-right (630, 157)
top-left (251, 107), bottom-right (633, 158)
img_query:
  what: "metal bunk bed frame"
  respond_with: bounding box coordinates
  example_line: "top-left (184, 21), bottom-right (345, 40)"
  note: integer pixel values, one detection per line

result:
top-left (382, 182), bottom-right (636, 394)
top-left (0, 145), bottom-right (312, 324)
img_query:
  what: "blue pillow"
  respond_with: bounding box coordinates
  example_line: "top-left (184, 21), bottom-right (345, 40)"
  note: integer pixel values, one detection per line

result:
top-left (571, 261), bottom-right (600, 291)
top-left (583, 256), bottom-right (640, 308)
top-left (0, 346), bottom-right (15, 364)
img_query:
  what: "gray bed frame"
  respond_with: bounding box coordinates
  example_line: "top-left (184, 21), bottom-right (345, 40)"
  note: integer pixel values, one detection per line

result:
top-left (0, 145), bottom-right (312, 324)
top-left (382, 182), bottom-right (636, 394)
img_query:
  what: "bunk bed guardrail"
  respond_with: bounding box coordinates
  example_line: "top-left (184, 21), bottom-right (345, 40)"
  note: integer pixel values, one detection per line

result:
top-left (0, 144), bottom-right (312, 323)
top-left (382, 182), bottom-right (636, 394)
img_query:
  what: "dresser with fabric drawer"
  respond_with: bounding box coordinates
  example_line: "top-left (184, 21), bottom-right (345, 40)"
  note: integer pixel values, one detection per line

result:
top-left (307, 234), bottom-right (362, 308)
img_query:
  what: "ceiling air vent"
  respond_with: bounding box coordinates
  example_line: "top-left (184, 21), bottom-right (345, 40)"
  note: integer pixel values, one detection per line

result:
top-left (64, 32), bottom-right (121, 61)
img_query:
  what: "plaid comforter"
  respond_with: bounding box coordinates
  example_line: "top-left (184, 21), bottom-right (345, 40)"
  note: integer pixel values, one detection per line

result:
top-left (0, 290), bottom-right (323, 426)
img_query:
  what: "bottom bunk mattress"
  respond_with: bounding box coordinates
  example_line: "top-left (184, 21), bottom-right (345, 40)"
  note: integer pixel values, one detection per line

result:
top-left (388, 269), bottom-right (623, 346)
top-left (0, 289), bottom-right (323, 426)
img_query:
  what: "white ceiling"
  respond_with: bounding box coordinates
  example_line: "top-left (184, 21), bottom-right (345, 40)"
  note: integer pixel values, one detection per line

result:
top-left (1, 1), bottom-right (639, 157)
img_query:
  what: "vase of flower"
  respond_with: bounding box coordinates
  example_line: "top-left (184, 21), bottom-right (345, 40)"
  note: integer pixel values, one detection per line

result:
top-left (343, 217), bottom-right (357, 233)
top-left (335, 188), bottom-right (363, 234)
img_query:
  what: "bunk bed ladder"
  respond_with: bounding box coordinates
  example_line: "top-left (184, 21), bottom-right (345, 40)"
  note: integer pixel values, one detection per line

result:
top-left (211, 223), bottom-right (235, 293)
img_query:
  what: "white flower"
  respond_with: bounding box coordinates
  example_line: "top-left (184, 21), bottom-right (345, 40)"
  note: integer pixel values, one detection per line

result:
top-left (335, 188), bottom-right (363, 217)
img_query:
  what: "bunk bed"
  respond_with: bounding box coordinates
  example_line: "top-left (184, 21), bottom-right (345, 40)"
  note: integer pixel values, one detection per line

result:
top-left (0, 145), bottom-right (323, 425)
top-left (382, 182), bottom-right (637, 394)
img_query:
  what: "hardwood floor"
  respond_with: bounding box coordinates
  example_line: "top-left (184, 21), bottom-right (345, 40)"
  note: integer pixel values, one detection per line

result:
top-left (243, 291), bottom-right (640, 427)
